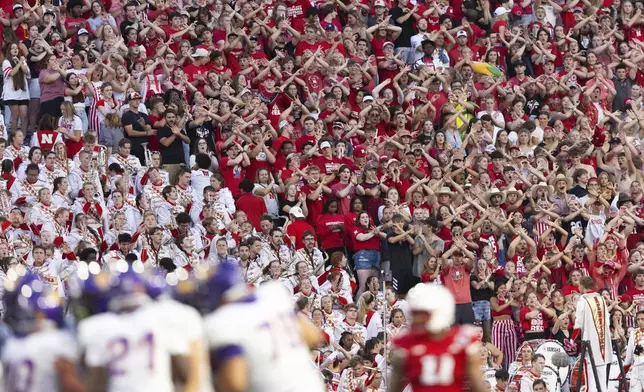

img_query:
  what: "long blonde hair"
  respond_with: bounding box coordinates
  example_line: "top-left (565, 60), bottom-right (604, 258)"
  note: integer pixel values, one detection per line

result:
top-left (104, 112), bottom-right (121, 128)
top-left (60, 101), bottom-right (75, 119)
top-left (357, 292), bottom-right (375, 324)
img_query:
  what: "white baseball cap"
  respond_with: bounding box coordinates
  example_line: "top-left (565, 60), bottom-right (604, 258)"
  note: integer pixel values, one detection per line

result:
top-left (494, 6), bottom-right (509, 17)
top-left (290, 206), bottom-right (305, 218)
top-left (191, 48), bottom-right (210, 58)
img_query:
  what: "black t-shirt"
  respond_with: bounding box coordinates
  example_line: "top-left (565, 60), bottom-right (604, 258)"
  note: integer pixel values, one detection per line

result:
top-left (389, 7), bottom-right (415, 47)
top-left (552, 329), bottom-right (578, 356)
top-left (563, 216), bottom-right (588, 239)
top-left (157, 126), bottom-right (186, 164)
top-left (524, 93), bottom-right (545, 117)
top-left (121, 110), bottom-right (151, 146)
top-left (120, 20), bottom-right (137, 39)
top-left (187, 120), bottom-right (215, 152)
top-left (568, 186), bottom-right (588, 199)
top-left (470, 274), bottom-right (494, 302)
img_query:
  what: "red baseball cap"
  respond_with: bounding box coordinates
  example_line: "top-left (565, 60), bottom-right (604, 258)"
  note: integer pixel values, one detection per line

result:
top-left (354, 146), bottom-right (366, 158)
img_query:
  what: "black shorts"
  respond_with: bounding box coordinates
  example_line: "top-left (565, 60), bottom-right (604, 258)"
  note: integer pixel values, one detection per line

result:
top-left (5, 99), bottom-right (29, 106)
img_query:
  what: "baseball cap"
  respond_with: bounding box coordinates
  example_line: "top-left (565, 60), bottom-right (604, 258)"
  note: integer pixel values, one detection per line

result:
top-left (421, 38), bottom-right (435, 47)
top-left (374, 0), bottom-right (386, 6)
top-left (78, 28), bottom-right (89, 36)
top-left (383, 41), bottom-right (395, 48)
top-left (456, 30), bottom-right (467, 38)
top-left (363, 95), bottom-right (374, 103)
top-left (191, 48), bottom-right (210, 58)
top-left (278, 120), bottom-right (290, 129)
top-left (127, 92), bottom-right (142, 101)
top-left (386, 158), bottom-right (400, 167)
top-left (511, 5), bottom-right (523, 16)
top-left (290, 206), bottom-right (305, 218)
top-left (320, 141), bottom-right (332, 149)
top-left (365, 162), bottom-right (379, 171)
top-left (353, 146), bottom-right (367, 158)
top-left (494, 6), bottom-right (509, 17)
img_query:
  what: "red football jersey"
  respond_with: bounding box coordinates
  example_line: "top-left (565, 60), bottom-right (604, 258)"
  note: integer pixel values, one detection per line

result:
top-left (392, 325), bottom-right (479, 392)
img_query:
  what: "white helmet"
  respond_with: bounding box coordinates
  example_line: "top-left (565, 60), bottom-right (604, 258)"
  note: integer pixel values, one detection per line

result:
top-left (406, 283), bottom-right (455, 333)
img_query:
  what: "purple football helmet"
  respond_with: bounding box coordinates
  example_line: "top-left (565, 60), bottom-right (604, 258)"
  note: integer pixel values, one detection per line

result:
top-left (204, 262), bottom-right (250, 311)
top-left (3, 272), bottom-right (64, 336)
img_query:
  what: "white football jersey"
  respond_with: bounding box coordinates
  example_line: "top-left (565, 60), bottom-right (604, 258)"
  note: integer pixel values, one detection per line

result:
top-left (1, 329), bottom-right (78, 392)
top-left (148, 298), bottom-right (213, 392)
top-left (204, 282), bottom-right (325, 392)
top-left (77, 304), bottom-right (181, 392)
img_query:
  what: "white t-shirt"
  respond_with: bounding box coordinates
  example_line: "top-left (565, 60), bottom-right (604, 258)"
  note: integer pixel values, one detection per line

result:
top-left (2, 59), bottom-right (30, 101)
top-left (58, 115), bottom-right (83, 137)
top-left (253, 183), bottom-right (281, 217)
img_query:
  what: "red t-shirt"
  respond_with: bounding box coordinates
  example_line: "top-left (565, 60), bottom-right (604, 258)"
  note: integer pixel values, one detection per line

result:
top-left (520, 306), bottom-right (548, 334)
top-left (312, 156), bottom-right (340, 176)
top-left (295, 40), bottom-right (321, 57)
top-left (286, 220), bottom-right (316, 250)
top-left (316, 213), bottom-right (345, 249)
top-left (147, 113), bottom-right (163, 151)
top-left (441, 264), bottom-right (472, 305)
top-left (219, 157), bottom-right (245, 198)
top-left (623, 287), bottom-right (644, 307)
top-left (162, 26), bottom-right (190, 52)
top-left (246, 144), bottom-right (273, 182)
top-left (352, 226), bottom-right (380, 252)
top-left (285, 0), bottom-right (312, 32)
top-left (235, 193), bottom-right (267, 231)
top-left (301, 182), bottom-right (326, 226)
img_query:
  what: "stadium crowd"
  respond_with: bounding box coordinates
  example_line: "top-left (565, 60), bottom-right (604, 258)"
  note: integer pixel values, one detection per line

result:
top-left (2, 0), bottom-right (644, 390)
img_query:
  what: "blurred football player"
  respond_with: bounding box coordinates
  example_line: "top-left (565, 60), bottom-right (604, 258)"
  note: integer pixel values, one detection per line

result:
top-left (67, 263), bottom-right (115, 320)
top-left (203, 263), bottom-right (326, 392)
top-left (389, 283), bottom-right (488, 392)
top-left (1, 271), bottom-right (85, 392)
top-left (147, 270), bottom-right (213, 392)
top-left (77, 264), bottom-right (190, 392)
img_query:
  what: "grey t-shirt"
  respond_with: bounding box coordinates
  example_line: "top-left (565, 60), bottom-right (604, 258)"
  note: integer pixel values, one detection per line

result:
top-left (412, 236), bottom-right (444, 277)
